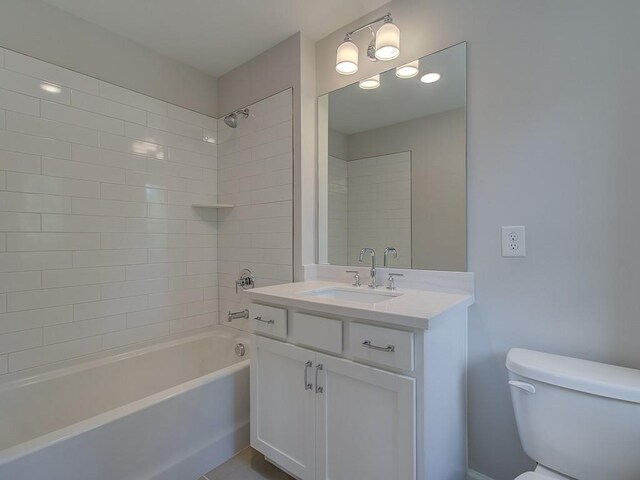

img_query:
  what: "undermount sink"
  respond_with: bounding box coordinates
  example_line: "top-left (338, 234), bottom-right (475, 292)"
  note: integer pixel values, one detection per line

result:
top-left (302, 287), bottom-right (402, 304)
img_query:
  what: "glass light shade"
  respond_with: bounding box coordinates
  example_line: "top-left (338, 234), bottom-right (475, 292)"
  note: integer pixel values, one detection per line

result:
top-left (395, 60), bottom-right (419, 78)
top-left (420, 72), bottom-right (441, 83)
top-left (336, 40), bottom-right (359, 75)
top-left (375, 22), bottom-right (400, 60)
top-left (359, 74), bottom-right (380, 90)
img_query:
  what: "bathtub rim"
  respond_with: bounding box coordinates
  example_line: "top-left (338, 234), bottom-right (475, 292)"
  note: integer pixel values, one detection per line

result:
top-left (0, 326), bottom-right (251, 466)
top-left (0, 325), bottom-right (248, 391)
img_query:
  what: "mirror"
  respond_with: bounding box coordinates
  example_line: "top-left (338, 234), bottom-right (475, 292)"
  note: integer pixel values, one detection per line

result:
top-left (318, 43), bottom-right (466, 271)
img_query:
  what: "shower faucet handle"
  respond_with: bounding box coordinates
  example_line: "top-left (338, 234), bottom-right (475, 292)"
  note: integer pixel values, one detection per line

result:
top-left (235, 269), bottom-right (255, 293)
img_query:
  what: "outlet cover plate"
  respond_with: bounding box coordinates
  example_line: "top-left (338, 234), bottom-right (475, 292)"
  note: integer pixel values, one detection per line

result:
top-left (502, 226), bottom-right (526, 257)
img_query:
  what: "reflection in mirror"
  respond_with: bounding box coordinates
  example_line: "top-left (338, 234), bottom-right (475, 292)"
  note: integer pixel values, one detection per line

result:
top-left (318, 43), bottom-right (466, 271)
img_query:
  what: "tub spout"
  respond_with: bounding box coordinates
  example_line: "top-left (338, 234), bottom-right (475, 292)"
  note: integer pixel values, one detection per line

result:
top-left (228, 309), bottom-right (249, 322)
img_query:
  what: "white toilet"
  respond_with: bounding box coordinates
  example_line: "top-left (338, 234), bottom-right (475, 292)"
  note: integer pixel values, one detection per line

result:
top-left (506, 348), bottom-right (640, 480)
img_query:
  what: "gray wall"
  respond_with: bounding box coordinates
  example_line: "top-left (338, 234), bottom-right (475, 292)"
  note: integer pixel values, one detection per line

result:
top-left (218, 33), bottom-right (317, 280)
top-left (317, 1), bottom-right (640, 479)
top-left (0, 0), bottom-right (218, 116)
top-left (217, 35), bottom-right (300, 117)
top-left (347, 108), bottom-right (466, 272)
top-left (328, 129), bottom-right (348, 160)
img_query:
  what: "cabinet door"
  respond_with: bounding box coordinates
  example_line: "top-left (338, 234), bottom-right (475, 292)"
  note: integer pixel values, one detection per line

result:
top-left (251, 335), bottom-right (316, 480)
top-left (315, 353), bottom-right (416, 480)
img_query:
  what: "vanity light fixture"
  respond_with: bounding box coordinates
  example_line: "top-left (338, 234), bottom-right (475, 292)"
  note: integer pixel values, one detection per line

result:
top-left (395, 60), bottom-right (419, 78)
top-left (359, 74), bottom-right (380, 90)
top-left (335, 13), bottom-right (400, 75)
top-left (335, 36), bottom-right (359, 75)
top-left (420, 72), bottom-right (441, 84)
top-left (40, 83), bottom-right (62, 94)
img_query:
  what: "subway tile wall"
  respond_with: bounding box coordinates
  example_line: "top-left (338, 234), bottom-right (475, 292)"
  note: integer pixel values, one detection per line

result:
top-left (0, 48), bottom-right (219, 376)
top-left (346, 152), bottom-right (412, 268)
top-left (217, 89), bottom-right (293, 332)
top-left (327, 156), bottom-right (348, 265)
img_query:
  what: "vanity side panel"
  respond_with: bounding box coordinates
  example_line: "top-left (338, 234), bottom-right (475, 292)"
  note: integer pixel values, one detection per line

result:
top-left (421, 307), bottom-right (468, 480)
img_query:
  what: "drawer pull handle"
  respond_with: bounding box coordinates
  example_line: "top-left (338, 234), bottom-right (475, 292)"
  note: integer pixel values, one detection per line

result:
top-left (315, 364), bottom-right (323, 394)
top-left (304, 361), bottom-right (313, 390)
top-left (254, 316), bottom-right (275, 325)
top-left (362, 340), bottom-right (395, 352)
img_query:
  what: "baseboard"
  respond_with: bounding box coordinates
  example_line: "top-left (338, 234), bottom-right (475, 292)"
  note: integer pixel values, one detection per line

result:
top-left (468, 469), bottom-right (497, 480)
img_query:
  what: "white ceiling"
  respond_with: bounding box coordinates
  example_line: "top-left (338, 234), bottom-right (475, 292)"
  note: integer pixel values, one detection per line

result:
top-left (40, 0), bottom-right (391, 77)
top-left (328, 43), bottom-right (466, 135)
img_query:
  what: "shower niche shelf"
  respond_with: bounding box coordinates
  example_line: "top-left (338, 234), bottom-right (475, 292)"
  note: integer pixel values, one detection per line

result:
top-left (191, 204), bottom-right (234, 209)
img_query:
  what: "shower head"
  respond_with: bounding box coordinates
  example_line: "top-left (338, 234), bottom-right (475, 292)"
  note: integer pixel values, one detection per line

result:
top-left (223, 108), bottom-right (249, 128)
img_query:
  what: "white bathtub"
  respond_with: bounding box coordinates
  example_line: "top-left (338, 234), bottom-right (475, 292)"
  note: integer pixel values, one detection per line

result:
top-left (0, 327), bottom-right (250, 480)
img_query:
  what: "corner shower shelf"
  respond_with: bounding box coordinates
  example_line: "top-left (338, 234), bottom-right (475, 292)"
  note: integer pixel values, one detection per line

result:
top-left (191, 204), bottom-right (234, 209)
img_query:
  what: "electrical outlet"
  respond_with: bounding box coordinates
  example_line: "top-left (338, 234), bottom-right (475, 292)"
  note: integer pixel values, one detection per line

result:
top-left (502, 226), bottom-right (526, 257)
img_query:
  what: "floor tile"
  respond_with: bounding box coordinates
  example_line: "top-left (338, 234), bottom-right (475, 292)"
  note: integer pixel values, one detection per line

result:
top-left (204, 447), bottom-right (294, 480)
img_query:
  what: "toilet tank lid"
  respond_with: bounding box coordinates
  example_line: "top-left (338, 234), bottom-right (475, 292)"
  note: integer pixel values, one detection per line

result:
top-left (506, 348), bottom-right (640, 404)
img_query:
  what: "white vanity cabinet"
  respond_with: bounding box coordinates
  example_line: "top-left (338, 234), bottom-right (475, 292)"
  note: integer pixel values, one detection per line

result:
top-left (315, 352), bottom-right (416, 480)
top-left (251, 334), bottom-right (416, 480)
top-left (246, 284), bottom-right (471, 480)
top-left (251, 337), bottom-right (317, 479)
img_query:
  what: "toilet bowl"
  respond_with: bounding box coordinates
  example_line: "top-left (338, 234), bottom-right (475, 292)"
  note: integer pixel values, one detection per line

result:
top-left (506, 348), bottom-right (640, 480)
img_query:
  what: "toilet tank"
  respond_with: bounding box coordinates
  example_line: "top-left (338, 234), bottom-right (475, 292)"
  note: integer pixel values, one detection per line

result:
top-left (506, 349), bottom-right (640, 480)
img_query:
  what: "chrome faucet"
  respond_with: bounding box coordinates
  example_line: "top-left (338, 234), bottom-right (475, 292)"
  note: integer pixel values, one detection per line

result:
top-left (358, 248), bottom-right (376, 288)
top-left (386, 272), bottom-right (404, 290)
top-left (346, 270), bottom-right (361, 287)
top-left (383, 247), bottom-right (398, 267)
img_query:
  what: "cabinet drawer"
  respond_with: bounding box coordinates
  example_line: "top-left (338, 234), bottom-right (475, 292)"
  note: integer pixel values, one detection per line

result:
top-left (348, 323), bottom-right (414, 371)
top-left (289, 312), bottom-right (343, 354)
top-left (249, 303), bottom-right (287, 339)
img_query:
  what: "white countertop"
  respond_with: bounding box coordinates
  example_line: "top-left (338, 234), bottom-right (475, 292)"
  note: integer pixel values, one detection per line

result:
top-left (244, 280), bottom-right (474, 329)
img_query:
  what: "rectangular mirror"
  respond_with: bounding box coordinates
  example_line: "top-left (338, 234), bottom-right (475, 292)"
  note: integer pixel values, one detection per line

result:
top-left (318, 42), bottom-right (466, 271)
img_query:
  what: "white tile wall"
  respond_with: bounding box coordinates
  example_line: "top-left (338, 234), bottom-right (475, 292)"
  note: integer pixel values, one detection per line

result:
top-left (0, 151), bottom-right (42, 174)
top-left (0, 50), bottom-right (218, 376)
top-left (0, 89), bottom-right (40, 116)
top-left (0, 68), bottom-right (72, 105)
top-left (217, 89), bottom-right (293, 332)
top-left (4, 50), bottom-right (100, 95)
top-left (346, 152), bottom-right (412, 268)
top-left (328, 156), bottom-right (348, 265)
top-left (71, 91), bottom-right (147, 125)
